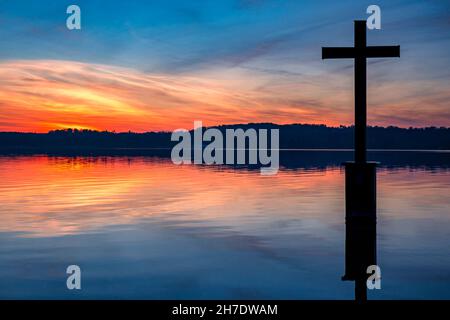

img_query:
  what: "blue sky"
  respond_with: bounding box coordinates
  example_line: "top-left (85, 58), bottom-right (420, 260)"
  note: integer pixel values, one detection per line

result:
top-left (0, 0), bottom-right (449, 131)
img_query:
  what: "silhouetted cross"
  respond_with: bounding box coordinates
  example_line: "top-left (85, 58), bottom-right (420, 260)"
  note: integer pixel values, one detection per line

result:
top-left (322, 20), bottom-right (400, 163)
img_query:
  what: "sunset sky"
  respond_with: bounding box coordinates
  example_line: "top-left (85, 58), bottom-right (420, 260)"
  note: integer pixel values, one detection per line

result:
top-left (0, 0), bottom-right (449, 132)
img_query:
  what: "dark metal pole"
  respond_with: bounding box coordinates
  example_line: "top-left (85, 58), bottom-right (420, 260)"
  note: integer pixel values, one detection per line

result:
top-left (355, 278), bottom-right (367, 302)
top-left (354, 21), bottom-right (367, 163)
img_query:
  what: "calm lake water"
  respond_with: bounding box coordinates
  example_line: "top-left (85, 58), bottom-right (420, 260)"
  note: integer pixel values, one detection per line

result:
top-left (0, 151), bottom-right (449, 299)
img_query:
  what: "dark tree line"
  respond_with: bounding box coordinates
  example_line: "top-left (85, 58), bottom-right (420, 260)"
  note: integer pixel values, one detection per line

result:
top-left (0, 124), bottom-right (449, 150)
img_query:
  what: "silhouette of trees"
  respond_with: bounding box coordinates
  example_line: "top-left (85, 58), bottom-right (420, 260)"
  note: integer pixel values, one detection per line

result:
top-left (0, 124), bottom-right (448, 151)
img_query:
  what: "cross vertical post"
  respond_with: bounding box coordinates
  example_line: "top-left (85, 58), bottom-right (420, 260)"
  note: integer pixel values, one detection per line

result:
top-left (354, 21), bottom-right (367, 163)
top-left (322, 20), bottom-right (400, 302)
top-left (322, 20), bottom-right (399, 163)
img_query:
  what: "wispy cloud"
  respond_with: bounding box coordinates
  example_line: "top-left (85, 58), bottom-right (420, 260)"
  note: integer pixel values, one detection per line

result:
top-left (0, 60), bottom-right (348, 132)
top-left (0, 59), bottom-right (448, 132)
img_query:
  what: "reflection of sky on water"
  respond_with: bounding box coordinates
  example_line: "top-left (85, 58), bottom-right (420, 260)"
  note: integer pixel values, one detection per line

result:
top-left (0, 154), bottom-right (449, 299)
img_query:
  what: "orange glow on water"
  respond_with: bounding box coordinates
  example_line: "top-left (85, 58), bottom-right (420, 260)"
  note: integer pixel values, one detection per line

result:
top-left (0, 156), bottom-right (448, 238)
top-left (0, 156), bottom-right (344, 237)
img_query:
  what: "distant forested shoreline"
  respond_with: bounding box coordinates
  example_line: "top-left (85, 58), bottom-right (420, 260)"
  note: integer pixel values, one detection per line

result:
top-left (1, 123), bottom-right (449, 152)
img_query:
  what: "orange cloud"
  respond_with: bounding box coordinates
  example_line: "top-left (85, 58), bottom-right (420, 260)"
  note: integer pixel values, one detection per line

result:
top-left (0, 59), bottom-right (343, 132)
top-left (0, 59), bottom-right (447, 132)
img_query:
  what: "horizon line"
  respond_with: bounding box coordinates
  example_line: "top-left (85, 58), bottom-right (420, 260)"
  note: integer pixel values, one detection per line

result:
top-left (1, 122), bottom-right (450, 135)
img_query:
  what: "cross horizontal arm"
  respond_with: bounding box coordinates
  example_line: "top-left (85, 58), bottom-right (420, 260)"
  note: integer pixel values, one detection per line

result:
top-left (322, 46), bottom-right (400, 59)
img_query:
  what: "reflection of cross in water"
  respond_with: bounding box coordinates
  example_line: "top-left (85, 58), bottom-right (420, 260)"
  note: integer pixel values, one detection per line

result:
top-left (322, 20), bottom-right (400, 163)
top-left (322, 20), bottom-right (400, 302)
